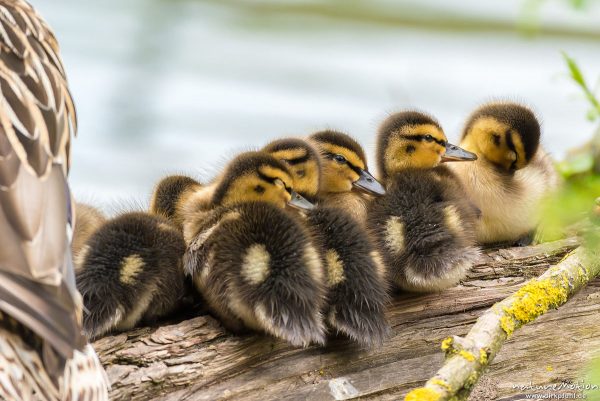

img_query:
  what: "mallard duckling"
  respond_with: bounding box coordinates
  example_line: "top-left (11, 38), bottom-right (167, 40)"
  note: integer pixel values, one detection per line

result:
top-left (308, 130), bottom-right (385, 223)
top-left (0, 1), bottom-right (108, 398)
top-left (72, 202), bottom-right (106, 268)
top-left (184, 151), bottom-right (326, 347)
top-left (76, 212), bottom-right (186, 339)
top-left (149, 174), bottom-right (203, 229)
top-left (368, 111), bottom-right (480, 292)
top-left (448, 102), bottom-right (560, 246)
top-left (263, 138), bottom-right (389, 347)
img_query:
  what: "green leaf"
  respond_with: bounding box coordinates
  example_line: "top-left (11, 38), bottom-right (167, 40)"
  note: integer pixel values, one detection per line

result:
top-left (557, 153), bottom-right (594, 177)
top-left (586, 108), bottom-right (600, 122)
top-left (562, 51), bottom-right (587, 87)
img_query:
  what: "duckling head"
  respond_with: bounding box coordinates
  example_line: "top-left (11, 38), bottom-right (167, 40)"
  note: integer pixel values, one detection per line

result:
top-left (262, 137), bottom-right (321, 201)
top-left (461, 102), bottom-right (540, 172)
top-left (211, 151), bottom-right (314, 210)
top-left (377, 111), bottom-right (477, 179)
top-left (309, 130), bottom-right (385, 195)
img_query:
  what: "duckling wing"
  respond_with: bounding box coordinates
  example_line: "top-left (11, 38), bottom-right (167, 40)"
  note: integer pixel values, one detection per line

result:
top-left (0, 0), bottom-right (85, 358)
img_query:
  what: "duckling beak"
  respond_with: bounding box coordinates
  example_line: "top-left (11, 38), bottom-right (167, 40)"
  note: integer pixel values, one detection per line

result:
top-left (354, 169), bottom-right (386, 195)
top-left (442, 143), bottom-right (478, 162)
top-left (288, 190), bottom-right (315, 210)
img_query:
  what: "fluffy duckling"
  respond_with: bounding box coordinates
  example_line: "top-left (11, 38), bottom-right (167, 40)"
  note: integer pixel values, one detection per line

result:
top-left (184, 151), bottom-right (326, 347)
top-left (368, 111), bottom-right (480, 292)
top-left (308, 130), bottom-right (385, 223)
top-left (76, 212), bottom-right (187, 339)
top-left (448, 102), bottom-right (560, 246)
top-left (149, 174), bottom-right (203, 229)
top-left (72, 203), bottom-right (107, 268)
top-left (263, 138), bottom-right (389, 347)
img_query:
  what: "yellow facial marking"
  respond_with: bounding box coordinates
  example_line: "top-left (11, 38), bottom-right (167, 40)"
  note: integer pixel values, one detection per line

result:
top-left (269, 148), bottom-right (307, 161)
top-left (384, 124), bottom-right (447, 173)
top-left (444, 205), bottom-right (462, 235)
top-left (319, 143), bottom-right (365, 170)
top-left (462, 117), bottom-right (520, 170)
top-left (221, 172), bottom-right (291, 209)
top-left (325, 249), bottom-right (345, 286)
top-left (385, 216), bottom-right (406, 254)
top-left (408, 124), bottom-right (446, 142)
top-left (317, 143), bottom-right (365, 193)
top-left (119, 254), bottom-right (145, 284)
top-left (291, 159), bottom-right (320, 197)
top-left (258, 165), bottom-right (293, 187)
top-left (270, 149), bottom-right (320, 197)
top-left (241, 244), bottom-right (271, 285)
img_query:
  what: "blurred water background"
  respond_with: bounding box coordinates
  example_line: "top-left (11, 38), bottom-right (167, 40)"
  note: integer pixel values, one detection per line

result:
top-left (34, 0), bottom-right (600, 208)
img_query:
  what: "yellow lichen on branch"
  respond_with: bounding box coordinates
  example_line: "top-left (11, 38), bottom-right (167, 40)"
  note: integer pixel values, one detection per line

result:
top-left (499, 274), bottom-right (569, 336)
top-left (405, 388), bottom-right (441, 401)
top-left (404, 245), bottom-right (600, 401)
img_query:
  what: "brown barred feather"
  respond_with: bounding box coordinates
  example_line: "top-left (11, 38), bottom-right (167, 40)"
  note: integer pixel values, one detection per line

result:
top-left (0, 1), bottom-right (108, 399)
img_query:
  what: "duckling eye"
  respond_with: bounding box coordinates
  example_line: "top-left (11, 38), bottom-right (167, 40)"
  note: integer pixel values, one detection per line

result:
top-left (333, 154), bottom-right (346, 164)
top-left (424, 135), bottom-right (435, 142)
top-left (254, 185), bottom-right (265, 194)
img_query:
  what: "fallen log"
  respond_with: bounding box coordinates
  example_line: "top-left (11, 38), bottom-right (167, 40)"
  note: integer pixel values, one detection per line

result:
top-left (405, 243), bottom-right (600, 401)
top-left (93, 237), bottom-right (600, 401)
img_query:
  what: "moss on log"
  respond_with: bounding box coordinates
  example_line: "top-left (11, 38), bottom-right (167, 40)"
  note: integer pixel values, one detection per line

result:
top-left (93, 237), bottom-right (600, 401)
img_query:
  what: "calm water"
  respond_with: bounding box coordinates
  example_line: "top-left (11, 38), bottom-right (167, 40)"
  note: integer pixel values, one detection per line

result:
top-left (33, 0), bottom-right (600, 209)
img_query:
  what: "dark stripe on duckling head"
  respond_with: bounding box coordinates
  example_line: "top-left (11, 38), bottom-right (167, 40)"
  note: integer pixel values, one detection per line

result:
top-left (285, 153), bottom-right (311, 165)
top-left (504, 130), bottom-right (518, 171)
top-left (263, 137), bottom-right (322, 198)
top-left (309, 130), bottom-right (367, 165)
top-left (463, 102), bottom-right (540, 162)
top-left (402, 134), bottom-right (447, 147)
top-left (263, 138), bottom-right (320, 166)
top-left (322, 151), bottom-right (364, 176)
top-left (376, 111), bottom-right (442, 177)
top-left (256, 170), bottom-right (293, 195)
top-left (211, 151), bottom-right (292, 206)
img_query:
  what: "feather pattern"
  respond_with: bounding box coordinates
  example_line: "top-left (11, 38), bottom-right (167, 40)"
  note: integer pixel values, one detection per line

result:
top-left (0, 1), bottom-right (108, 399)
top-left (0, 327), bottom-right (109, 401)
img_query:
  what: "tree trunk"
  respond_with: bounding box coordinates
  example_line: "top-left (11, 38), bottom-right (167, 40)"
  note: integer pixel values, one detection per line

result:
top-left (93, 237), bottom-right (600, 401)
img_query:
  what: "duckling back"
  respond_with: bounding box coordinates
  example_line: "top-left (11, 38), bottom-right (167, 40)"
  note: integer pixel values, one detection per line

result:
top-left (76, 212), bottom-right (187, 339)
top-left (368, 166), bottom-right (480, 292)
top-left (305, 205), bottom-right (389, 347)
top-left (185, 202), bottom-right (326, 347)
